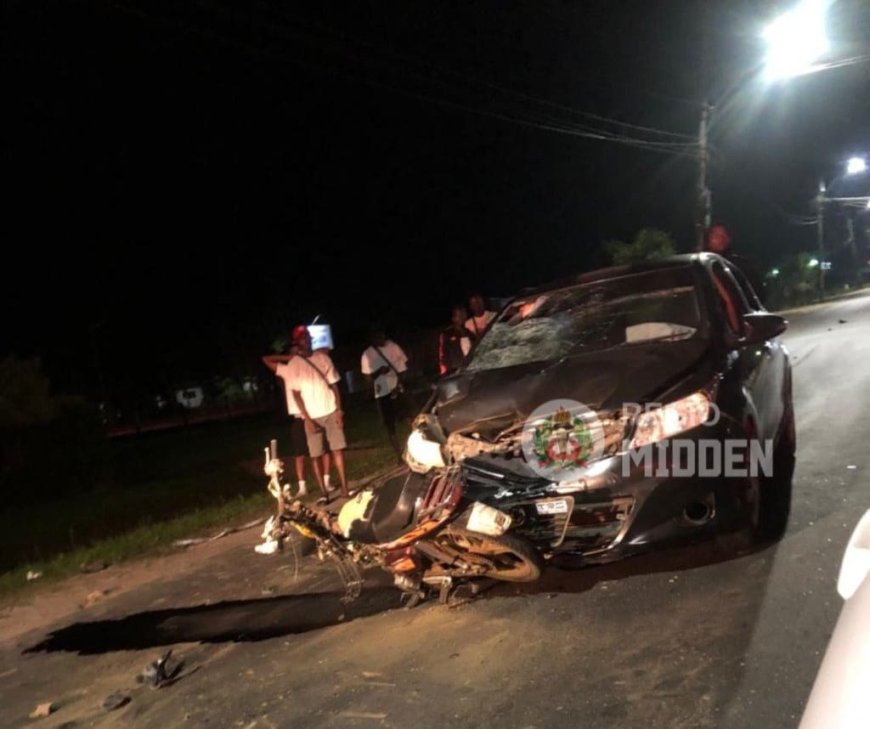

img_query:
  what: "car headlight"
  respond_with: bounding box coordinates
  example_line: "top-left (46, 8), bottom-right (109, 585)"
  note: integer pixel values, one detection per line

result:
top-left (629, 391), bottom-right (711, 449)
top-left (405, 429), bottom-right (446, 472)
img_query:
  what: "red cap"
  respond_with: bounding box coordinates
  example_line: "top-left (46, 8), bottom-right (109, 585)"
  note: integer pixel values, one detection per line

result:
top-left (291, 325), bottom-right (308, 342)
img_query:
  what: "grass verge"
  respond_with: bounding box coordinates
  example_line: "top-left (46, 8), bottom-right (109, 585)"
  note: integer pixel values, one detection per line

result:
top-left (1, 399), bottom-right (403, 602)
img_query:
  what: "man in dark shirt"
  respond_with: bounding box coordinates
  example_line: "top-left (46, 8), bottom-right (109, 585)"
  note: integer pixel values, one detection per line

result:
top-left (438, 305), bottom-right (476, 375)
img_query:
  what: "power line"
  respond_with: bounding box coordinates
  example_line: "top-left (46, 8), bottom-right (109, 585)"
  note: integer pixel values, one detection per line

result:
top-left (258, 5), bottom-right (699, 142)
top-left (110, 2), bottom-right (701, 159)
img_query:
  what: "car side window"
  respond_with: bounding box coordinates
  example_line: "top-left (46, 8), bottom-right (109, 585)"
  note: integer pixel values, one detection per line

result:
top-left (710, 261), bottom-right (750, 336)
top-left (725, 261), bottom-right (763, 311)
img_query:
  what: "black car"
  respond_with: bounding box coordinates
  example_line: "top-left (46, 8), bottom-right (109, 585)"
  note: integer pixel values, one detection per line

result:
top-left (404, 253), bottom-right (795, 563)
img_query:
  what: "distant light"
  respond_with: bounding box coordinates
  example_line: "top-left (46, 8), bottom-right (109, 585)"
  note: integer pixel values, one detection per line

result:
top-left (821, 261), bottom-right (832, 271)
top-left (769, 268), bottom-right (781, 278)
top-left (763, 1), bottom-right (831, 81)
top-left (808, 258), bottom-right (820, 268)
top-left (846, 157), bottom-right (867, 175)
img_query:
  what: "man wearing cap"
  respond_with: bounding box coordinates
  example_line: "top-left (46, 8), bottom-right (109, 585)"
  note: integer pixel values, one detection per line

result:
top-left (282, 325), bottom-right (350, 500)
top-left (262, 339), bottom-right (319, 498)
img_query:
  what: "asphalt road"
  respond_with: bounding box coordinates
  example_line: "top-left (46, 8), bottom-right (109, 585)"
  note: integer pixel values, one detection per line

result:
top-left (2, 290), bottom-right (868, 729)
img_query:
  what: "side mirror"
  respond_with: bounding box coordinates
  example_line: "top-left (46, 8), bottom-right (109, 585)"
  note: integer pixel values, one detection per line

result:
top-left (742, 312), bottom-right (787, 345)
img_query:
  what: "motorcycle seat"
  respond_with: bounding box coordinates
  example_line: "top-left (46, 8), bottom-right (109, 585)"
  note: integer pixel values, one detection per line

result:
top-left (347, 471), bottom-right (429, 544)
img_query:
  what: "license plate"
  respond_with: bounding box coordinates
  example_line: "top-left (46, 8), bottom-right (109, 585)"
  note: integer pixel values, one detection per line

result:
top-left (536, 499), bottom-right (570, 515)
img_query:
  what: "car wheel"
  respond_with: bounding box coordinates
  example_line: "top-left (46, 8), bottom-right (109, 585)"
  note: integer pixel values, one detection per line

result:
top-left (753, 406), bottom-right (795, 543)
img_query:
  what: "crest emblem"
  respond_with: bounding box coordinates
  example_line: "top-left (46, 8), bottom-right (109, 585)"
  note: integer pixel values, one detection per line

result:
top-left (522, 399), bottom-right (605, 481)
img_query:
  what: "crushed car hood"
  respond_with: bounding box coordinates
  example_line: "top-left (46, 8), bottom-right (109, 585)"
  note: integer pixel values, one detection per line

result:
top-left (433, 339), bottom-right (711, 435)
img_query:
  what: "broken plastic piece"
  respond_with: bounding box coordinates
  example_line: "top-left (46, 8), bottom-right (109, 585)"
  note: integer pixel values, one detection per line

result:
top-left (29, 702), bottom-right (55, 718)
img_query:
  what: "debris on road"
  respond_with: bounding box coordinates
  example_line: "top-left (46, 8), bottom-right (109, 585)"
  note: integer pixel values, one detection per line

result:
top-left (102, 692), bottom-right (131, 711)
top-left (29, 701), bottom-right (56, 718)
top-left (138, 649), bottom-right (176, 687)
top-left (847, 465), bottom-right (857, 470)
top-left (80, 559), bottom-right (109, 574)
top-left (174, 518), bottom-right (265, 549)
top-left (339, 711), bottom-right (388, 720)
top-left (84, 589), bottom-right (109, 607)
top-left (136, 649), bottom-right (193, 688)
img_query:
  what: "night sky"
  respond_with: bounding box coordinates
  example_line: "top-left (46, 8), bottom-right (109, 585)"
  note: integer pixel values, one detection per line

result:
top-left (4, 0), bottom-right (869, 400)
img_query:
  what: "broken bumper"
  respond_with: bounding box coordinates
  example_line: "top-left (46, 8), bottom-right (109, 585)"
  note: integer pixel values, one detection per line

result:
top-left (463, 417), bottom-right (758, 562)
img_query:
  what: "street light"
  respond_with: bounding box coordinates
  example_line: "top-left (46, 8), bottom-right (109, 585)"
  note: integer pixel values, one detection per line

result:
top-left (696, 0), bottom-right (836, 250)
top-left (846, 157), bottom-right (867, 176)
top-left (762, 0), bottom-right (832, 81)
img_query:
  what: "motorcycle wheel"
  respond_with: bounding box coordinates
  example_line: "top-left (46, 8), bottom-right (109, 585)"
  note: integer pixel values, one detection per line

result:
top-left (437, 528), bottom-right (543, 583)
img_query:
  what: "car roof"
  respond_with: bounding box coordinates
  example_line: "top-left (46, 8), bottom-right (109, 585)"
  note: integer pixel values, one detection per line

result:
top-left (517, 252), bottom-right (721, 297)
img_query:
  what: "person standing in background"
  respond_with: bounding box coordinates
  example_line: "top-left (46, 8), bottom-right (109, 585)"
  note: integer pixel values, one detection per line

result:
top-left (466, 292), bottom-right (496, 338)
top-left (360, 326), bottom-right (409, 461)
top-left (261, 338), bottom-right (317, 498)
top-left (439, 305), bottom-right (475, 376)
top-left (706, 224), bottom-right (766, 305)
top-left (283, 325), bottom-right (350, 501)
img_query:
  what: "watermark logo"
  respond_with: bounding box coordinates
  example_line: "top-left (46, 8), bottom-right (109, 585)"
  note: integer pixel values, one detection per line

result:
top-left (622, 438), bottom-right (773, 478)
top-left (521, 397), bottom-right (775, 480)
top-left (521, 399), bottom-right (605, 482)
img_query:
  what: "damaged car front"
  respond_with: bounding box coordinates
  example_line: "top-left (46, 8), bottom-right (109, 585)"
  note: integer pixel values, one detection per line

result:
top-left (405, 254), bottom-right (793, 564)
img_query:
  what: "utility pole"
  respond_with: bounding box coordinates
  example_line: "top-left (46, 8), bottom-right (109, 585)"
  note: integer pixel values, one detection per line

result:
top-left (816, 180), bottom-right (826, 298)
top-left (696, 102), bottom-right (711, 251)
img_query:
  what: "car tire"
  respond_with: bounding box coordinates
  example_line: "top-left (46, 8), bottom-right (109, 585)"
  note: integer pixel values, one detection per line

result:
top-left (753, 405), bottom-right (796, 543)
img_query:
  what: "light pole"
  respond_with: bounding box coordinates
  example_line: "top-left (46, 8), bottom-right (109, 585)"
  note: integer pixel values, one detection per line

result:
top-left (817, 157), bottom-right (869, 298)
top-left (817, 180), bottom-right (827, 297)
top-left (696, 0), bottom-right (834, 252)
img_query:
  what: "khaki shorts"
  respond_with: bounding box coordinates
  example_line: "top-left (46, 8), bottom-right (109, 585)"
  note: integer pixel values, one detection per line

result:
top-left (305, 410), bottom-right (347, 457)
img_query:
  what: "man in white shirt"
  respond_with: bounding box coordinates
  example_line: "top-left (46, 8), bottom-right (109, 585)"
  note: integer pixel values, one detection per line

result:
top-left (360, 328), bottom-right (409, 460)
top-left (282, 325), bottom-right (350, 500)
top-left (262, 342), bottom-right (317, 498)
top-left (466, 292), bottom-right (496, 338)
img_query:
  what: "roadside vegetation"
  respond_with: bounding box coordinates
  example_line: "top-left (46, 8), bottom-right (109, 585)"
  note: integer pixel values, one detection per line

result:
top-left (0, 364), bottom-right (405, 600)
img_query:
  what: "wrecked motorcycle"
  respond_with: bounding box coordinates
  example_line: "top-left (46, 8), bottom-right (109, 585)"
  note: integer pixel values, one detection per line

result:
top-left (255, 440), bottom-right (543, 605)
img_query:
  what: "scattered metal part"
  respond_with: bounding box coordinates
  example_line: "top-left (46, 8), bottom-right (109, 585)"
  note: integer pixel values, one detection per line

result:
top-left (101, 692), bottom-right (130, 711)
top-left (136, 649), bottom-right (181, 688)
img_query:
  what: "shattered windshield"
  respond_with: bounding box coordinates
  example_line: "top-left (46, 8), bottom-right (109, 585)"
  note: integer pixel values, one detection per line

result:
top-left (466, 266), bottom-right (703, 372)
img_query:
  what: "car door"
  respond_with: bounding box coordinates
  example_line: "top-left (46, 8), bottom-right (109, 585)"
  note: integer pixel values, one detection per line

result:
top-left (712, 259), bottom-right (785, 442)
